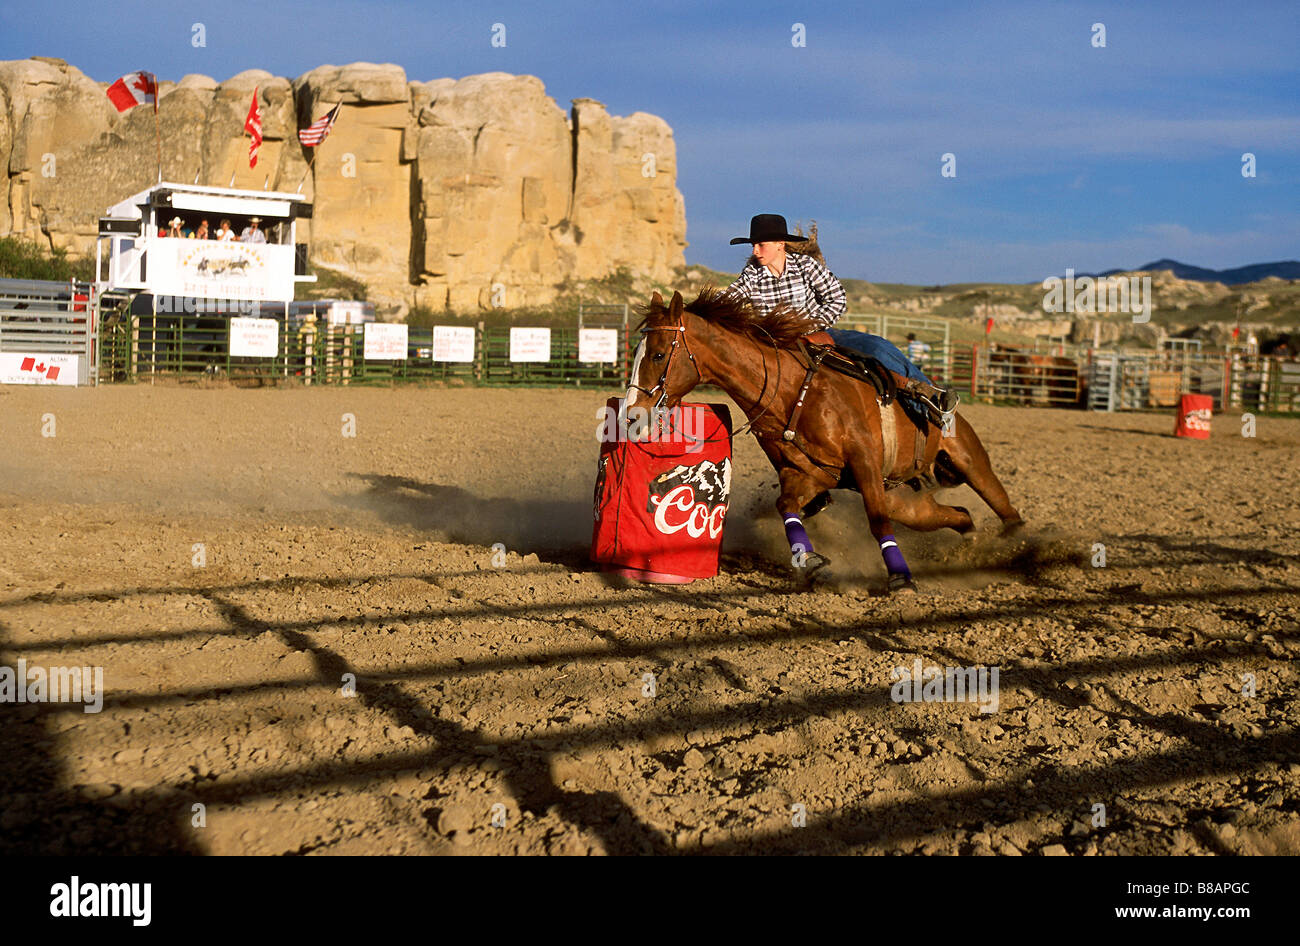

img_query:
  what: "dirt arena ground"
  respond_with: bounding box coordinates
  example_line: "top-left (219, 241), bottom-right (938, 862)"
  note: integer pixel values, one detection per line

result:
top-left (0, 383), bottom-right (1296, 855)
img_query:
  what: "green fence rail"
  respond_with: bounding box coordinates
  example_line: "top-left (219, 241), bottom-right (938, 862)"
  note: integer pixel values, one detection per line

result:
top-left (101, 316), bottom-right (634, 387)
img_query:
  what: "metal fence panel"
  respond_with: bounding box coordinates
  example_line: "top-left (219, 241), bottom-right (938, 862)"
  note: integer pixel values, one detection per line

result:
top-left (106, 316), bottom-right (639, 388)
top-left (942, 342), bottom-right (1300, 414)
top-left (0, 278), bottom-right (97, 384)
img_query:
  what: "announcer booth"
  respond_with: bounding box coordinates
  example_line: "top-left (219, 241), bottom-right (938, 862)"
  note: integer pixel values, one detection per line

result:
top-left (96, 182), bottom-right (314, 300)
top-left (94, 182), bottom-right (316, 372)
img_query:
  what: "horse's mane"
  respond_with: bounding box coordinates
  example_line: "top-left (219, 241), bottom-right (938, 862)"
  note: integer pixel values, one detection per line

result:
top-left (643, 285), bottom-right (819, 349)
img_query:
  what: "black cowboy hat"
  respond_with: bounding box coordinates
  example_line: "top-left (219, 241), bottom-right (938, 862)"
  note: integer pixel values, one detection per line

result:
top-left (730, 213), bottom-right (806, 245)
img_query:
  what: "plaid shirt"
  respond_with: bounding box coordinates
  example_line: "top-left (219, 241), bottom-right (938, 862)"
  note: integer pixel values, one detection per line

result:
top-left (725, 252), bottom-right (847, 329)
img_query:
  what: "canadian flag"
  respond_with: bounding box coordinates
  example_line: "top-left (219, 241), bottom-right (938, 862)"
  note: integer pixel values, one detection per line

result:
top-left (105, 71), bottom-right (157, 113)
top-left (244, 88), bottom-right (263, 168)
top-left (19, 356), bottom-right (60, 381)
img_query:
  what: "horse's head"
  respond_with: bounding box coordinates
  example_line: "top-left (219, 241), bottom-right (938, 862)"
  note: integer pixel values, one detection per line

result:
top-left (623, 290), bottom-right (700, 434)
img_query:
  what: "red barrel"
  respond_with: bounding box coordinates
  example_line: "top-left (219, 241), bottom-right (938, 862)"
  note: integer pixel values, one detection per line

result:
top-left (1175, 394), bottom-right (1213, 439)
top-left (591, 398), bottom-right (732, 582)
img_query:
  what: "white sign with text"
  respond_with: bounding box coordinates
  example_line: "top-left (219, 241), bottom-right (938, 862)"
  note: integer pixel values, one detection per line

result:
top-left (229, 317), bottom-right (279, 358)
top-left (432, 326), bottom-right (476, 362)
top-left (153, 239), bottom-right (295, 302)
top-left (364, 322), bottom-right (408, 360)
top-left (510, 327), bottom-right (551, 363)
top-left (328, 301), bottom-right (366, 325)
top-left (0, 353), bottom-right (80, 385)
top-left (578, 328), bottom-right (619, 363)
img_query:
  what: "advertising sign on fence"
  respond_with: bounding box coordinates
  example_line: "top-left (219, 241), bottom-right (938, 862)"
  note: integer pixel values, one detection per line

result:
top-left (578, 328), bottom-right (619, 363)
top-left (432, 326), bottom-right (476, 362)
top-left (0, 352), bottom-right (80, 386)
top-left (363, 322), bottom-right (408, 361)
top-left (510, 327), bottom-right (551, 363)
top-left (229, 317), bottom-right (279, 358)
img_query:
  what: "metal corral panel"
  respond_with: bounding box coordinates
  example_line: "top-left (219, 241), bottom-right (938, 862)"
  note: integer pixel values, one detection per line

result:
top-left (0, 278), bottom-right (96, 385)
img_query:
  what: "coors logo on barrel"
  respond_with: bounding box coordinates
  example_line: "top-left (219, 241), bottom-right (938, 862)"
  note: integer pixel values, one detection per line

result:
top-left (1183, 407), bottom-right (1211, 432)
top-left (646, 459), bottom-right (731, 539)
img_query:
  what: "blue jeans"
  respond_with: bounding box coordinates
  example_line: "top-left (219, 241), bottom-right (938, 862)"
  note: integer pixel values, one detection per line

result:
top-left (827, 329), bottom-right (933, 385)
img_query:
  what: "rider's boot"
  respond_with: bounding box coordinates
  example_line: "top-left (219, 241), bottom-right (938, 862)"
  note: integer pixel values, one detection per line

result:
top-left (895, 376), bottom-right (960, 425)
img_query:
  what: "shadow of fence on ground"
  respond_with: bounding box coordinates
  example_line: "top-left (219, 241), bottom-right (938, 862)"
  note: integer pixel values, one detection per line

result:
top-left (2, 547), bottom-right (1294, 854)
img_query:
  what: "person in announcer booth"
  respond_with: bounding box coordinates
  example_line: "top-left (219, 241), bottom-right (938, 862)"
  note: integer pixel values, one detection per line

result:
top-left (239, 217), bottom-right (267, 244)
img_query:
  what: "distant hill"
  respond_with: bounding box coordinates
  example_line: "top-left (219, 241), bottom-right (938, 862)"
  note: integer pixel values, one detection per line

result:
top-left (1096, 259), bottom-right (1300, 285)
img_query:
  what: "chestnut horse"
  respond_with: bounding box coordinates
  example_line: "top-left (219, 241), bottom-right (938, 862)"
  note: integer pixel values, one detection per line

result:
top-left (624, 289), bottom-right (1023, 593)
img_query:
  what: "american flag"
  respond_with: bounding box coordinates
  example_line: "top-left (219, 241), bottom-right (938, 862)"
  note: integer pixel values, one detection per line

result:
top-left (244, 88), bottom-right (262, 168)
top-left (298, 104), bottom-right (340, 147)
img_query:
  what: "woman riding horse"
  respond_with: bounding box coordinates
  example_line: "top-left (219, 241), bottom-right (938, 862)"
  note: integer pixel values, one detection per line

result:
top-left (725, 214), bottom-right (959, 417)
top-left (626, 288), bottom-right (1023, 593)
top-left (723, 213), bottom-right (964, 587)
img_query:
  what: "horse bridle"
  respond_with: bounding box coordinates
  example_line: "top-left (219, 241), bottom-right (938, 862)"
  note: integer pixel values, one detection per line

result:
top-left (629, 307), bottom-right (784, 441)
top-left (630, 315), bottom-right (699, 417)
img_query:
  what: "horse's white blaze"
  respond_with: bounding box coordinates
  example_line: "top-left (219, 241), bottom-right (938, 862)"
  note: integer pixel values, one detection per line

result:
top-left (622, 339), bottom-right (648, 424)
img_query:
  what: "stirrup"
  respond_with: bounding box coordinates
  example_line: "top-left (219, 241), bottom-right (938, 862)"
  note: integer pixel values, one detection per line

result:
top-left (912, 389), bottom-right (958, 428)
top-left (938, 391), bottom-right (959, 434)
top-left (912, 392), bottom-right (946, 425)
top-left (940, 409), bottom-right (956, 436)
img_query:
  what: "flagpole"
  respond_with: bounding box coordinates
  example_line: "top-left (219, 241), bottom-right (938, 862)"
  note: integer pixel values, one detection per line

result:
top-left (295, 149), bottom-right (318, 194)
top-left (153, 73), bottom-right (162, 183)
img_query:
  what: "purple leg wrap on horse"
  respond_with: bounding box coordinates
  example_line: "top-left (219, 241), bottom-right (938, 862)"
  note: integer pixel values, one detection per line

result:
top-left (879, 534), bottom-right (911, 577)
top-left (783, 515), bottom-right (813, 554)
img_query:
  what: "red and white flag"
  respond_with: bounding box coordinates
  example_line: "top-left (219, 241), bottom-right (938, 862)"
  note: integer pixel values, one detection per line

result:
top-left (244, 88), bottom-right (263, 168)
top-left (105, 71), bottom-right (157, 113)
top-left (298, 104), bottom-right (340, 147)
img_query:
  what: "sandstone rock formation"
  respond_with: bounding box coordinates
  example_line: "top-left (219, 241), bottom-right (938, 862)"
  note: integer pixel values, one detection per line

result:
top-left (0, 58), bottom-right (687, 314)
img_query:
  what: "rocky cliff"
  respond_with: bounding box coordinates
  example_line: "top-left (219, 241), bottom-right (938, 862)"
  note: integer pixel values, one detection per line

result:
top-left (0, 58), bottom-right (687, 313)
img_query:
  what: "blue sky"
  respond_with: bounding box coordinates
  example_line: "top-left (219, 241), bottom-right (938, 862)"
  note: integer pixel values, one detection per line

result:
top-left (2, 0), bottom-right (1296, 283)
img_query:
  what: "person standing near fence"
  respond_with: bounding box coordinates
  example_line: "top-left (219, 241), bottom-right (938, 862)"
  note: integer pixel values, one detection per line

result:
top-left (906, 332), bottom-right (931, 368)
